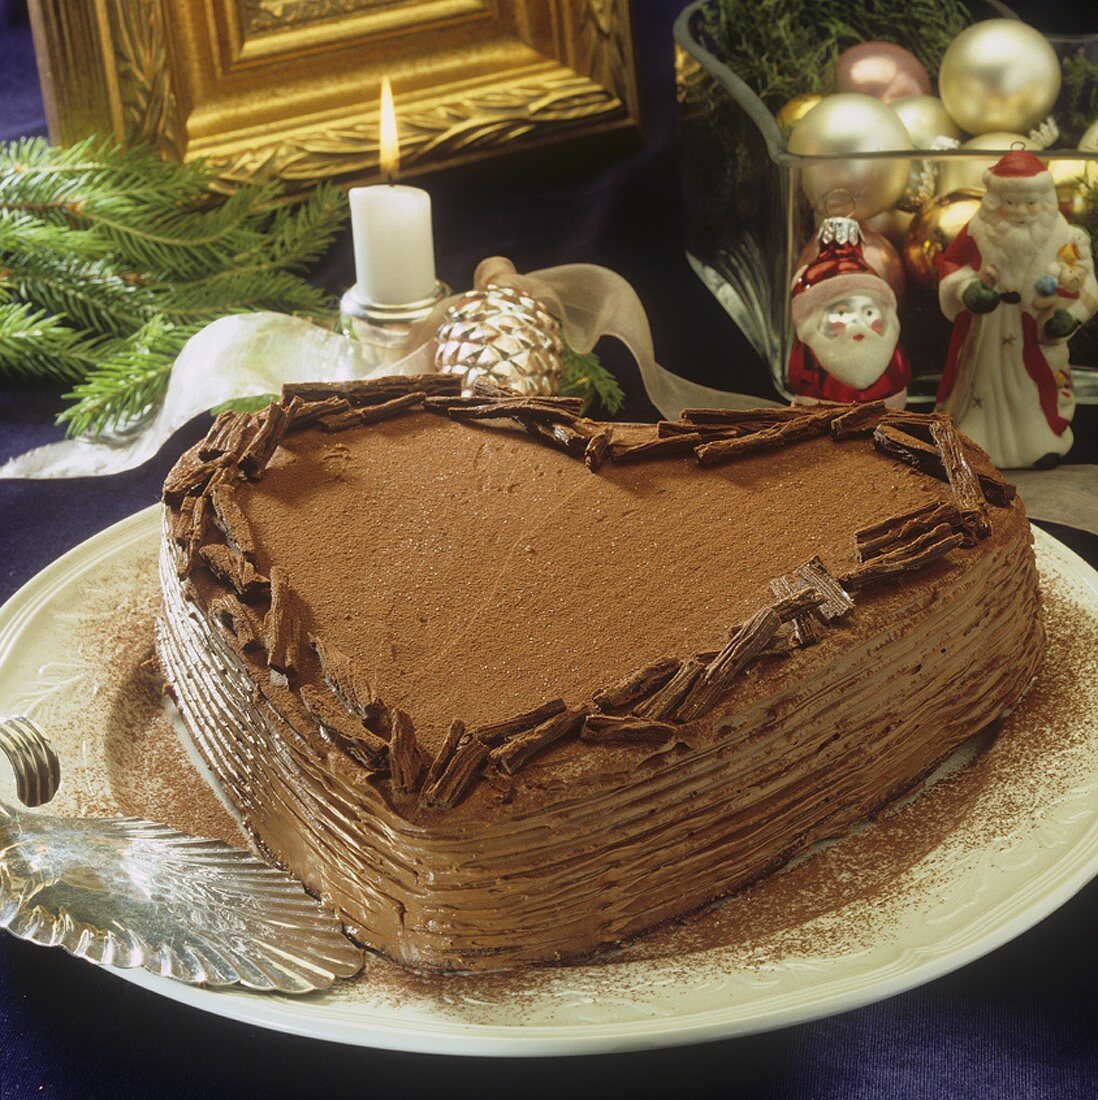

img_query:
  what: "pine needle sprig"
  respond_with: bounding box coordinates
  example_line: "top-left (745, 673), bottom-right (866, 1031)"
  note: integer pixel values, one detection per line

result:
top-left (56, 317), bottom-right (202, 437)
top-left (560, 341), bottom-right (625, 416)
top-left (0, 133), bottom-right (348, 436)
top-left (249, 181), bottom-right (346, 273)
top-left (1062, 53), bottom-right (1098, 142)
top-left (0, 303), bottom-right (101, 383)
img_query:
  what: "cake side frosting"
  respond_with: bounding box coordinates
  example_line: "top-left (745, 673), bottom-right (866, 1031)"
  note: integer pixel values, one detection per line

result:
top-left (156, 380), bottom-right (1043, 970)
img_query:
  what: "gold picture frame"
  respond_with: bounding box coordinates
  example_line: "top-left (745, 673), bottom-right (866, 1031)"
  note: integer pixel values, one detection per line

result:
top-left (29, 0), bottom-right (641, 192)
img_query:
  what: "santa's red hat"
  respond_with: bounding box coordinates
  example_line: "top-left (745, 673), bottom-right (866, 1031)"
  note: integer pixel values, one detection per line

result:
top-left (983, 148), bottom-right (1052, 191)
top-left (791, 221), bottom-right (895, 331)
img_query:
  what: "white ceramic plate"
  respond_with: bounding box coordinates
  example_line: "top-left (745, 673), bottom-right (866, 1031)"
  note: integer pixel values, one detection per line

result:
top-left (0, 506), bottom-right (1095, 1056)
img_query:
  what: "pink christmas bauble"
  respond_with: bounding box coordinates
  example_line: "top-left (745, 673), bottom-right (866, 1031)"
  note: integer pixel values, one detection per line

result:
top-left (835, 42), bottom-right (932, 104)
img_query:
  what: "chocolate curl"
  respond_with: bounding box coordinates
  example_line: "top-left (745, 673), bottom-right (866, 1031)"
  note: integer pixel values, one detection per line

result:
top-left (490, 706), bottom-right (588, 776)
top-left (208, 592), bottom-right (264, 653)
top-left (299, 685), bottom-right (388, 770)
top-left (676, 607), bottom-right (782, 722)
top-left (842, 527), bottom-right (964, 590)
top-left (282, 374), bottom-right (459, 405)
top-left (472, 698), bottom-right (567, 746)
top-left (265, 565), bottom-right (304, 675)
top-left (424, 719), bottom-right (467, 790)
top-left (240, 401), bottom-right (289, 479)
top-left (420, 738), bottom-right (489, 810)
top-left (162, 445), bottom-right (231, 506)
top-left (198, 544), bottom-right (269, 599)
top-left (609, 434), bottom-right (704, 463)
top-left (794, 557), bottom-right (853, 622)
top-left (873, 422), bottom-right (1016, 506)
top-left (633, 658), bottom-right (705, 720)
top-left (694, 410), bottom-right (835, 466)
top-left (856, 500), bottom-right (967, 561)
top-left (310, 635), bottom-right (386, 729)
top-left (581, 715), bottom-right (676, 745)
top-left (830, 401), bottom-right (888, 439)
top-left (388, 708), bottom-right (424, 795)
top-left (208, 484), bottom-right (257, 563)
top-left (929, 416), bottom-right (992, 540)
top-left (593, 657), bottom-right (680, 712)
top-left (769, 576), bottom-right (821, 648)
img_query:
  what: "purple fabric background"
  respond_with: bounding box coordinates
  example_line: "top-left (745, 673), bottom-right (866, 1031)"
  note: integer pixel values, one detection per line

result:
top-left (0, 1), bottom-right (1095, 1096)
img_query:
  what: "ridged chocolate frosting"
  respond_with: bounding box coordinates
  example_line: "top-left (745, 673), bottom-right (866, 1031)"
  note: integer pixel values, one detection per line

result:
top-left (157, 385), bottom-right (1043, 970)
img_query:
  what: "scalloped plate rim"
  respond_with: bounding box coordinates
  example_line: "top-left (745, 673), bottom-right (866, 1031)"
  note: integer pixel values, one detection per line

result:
top-left (0, 504), bottom-right (1094, 1056)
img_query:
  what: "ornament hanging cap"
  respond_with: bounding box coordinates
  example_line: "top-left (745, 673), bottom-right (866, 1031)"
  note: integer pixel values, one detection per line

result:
top-left (986, 148), bottom-right (1049, 181)
top-left (791, 217), bottom-right (896, 330)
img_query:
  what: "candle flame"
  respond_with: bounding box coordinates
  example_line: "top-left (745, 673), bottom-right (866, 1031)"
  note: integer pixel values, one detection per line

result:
top-left (379, 77), bottom-right (399, 180)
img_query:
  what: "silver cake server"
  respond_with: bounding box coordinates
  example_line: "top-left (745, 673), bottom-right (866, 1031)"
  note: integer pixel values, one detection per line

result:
top-left (0, 715), bottom-right (363, 994)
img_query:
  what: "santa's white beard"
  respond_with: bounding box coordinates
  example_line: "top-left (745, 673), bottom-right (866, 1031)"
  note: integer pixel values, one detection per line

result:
top-left (970, 205), bottom-right (1059, 280)
top-left (804, 315), bottom-right (899, 390)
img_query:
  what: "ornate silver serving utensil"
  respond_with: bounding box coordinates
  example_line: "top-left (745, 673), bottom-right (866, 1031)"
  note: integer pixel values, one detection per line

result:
top-left (0, 715), bottom-right (363, 993)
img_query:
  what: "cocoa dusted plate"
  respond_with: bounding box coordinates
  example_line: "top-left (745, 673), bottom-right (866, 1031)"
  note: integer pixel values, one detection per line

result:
top-left (0, 507), bottom-right (1094, 1055)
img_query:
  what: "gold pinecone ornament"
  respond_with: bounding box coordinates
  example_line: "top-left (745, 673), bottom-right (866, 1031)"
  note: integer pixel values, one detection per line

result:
top-left (435, 284), bottom-right (565, 397)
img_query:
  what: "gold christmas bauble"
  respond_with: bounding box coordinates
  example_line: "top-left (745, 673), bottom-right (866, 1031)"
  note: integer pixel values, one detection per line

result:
top-left (776, 94), bottom-right (823, 136)
top-left (435, 284), bottom-right (564, 397)
top-left (936, 132), bottom-right (1035, 196)
top-left (1049, 156), bottom-right (1097, 218)
top-left (788, 94), bottom-right (913, 219)
top-left (891, 95), bottom-right (966, 149)
top-left (865, 207), bottom-right (915, 250)
top-left (938, 20), bottom-right (1060, 136)
top-left (903, 190), bottom-right (983, 294)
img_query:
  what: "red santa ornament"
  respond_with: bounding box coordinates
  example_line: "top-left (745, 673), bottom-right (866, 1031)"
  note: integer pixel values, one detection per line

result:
top-left (788, 217), bottom-right (910, 408)
top-left (937, 148), bottom-right (1098, 468)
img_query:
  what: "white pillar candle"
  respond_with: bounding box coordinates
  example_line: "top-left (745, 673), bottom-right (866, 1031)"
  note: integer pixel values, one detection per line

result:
top-left (349, 184), bottom-right (437, 306)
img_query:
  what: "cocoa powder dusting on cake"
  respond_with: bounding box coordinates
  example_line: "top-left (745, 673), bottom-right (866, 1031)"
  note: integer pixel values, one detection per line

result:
top-left (39, 521), bottom-right (1093, 1015)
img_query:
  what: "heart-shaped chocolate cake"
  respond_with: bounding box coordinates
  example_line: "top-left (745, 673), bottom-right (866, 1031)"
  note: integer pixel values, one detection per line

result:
top-left (158, 377), bottom-right (1041, 971)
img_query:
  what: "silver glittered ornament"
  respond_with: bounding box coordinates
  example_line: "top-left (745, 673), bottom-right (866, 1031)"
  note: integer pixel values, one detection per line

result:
top-left (435, 284), bottom-right (564, 397)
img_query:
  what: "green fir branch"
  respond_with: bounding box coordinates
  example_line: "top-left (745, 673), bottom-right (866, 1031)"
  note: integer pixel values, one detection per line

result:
top-left (0, 302), bottom-right (101, 383)
top-left (252, 181), bottom-right (346, 272)
top-left (56, 317), bottom-right (200, 436)
top-left (1062, 54), bottom-right (1098, 143)
top-left (559, 341), bottom-right (625, 416)
top-left (0, 133), bottom-right (347, 436)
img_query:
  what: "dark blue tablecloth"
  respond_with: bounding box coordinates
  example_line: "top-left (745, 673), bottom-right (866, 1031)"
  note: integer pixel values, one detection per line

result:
top-left (1, 2), bottom-right (1096, 1097)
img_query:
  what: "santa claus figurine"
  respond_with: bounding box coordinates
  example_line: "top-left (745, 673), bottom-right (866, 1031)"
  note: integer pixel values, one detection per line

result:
top-left (788, 217), bottom-right (911, 409)
top-left (937, 148), bottom-right (1098, 468)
